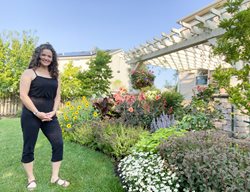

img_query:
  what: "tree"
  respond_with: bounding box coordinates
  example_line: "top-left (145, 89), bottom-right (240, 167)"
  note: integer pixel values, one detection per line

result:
top-left (213, 0), bottom-right (250, 115)
top-left (60, 62), bottom-right (84, 101)
top-left (0, 31), bottom-right (37, 97)
top-left (78, 50), bottom-right (113, 97)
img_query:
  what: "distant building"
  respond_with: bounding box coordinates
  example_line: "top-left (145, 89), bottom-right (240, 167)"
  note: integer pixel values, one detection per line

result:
top-left (57, 49), bottom-right (131, 92)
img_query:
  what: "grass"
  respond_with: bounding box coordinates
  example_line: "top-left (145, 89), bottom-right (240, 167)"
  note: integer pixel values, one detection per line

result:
top-left (0, 118), bottom-right (124, 192)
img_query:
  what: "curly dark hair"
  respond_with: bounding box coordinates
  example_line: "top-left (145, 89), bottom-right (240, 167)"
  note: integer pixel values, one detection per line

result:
top-left (28, 43), bottom-right (59, 79)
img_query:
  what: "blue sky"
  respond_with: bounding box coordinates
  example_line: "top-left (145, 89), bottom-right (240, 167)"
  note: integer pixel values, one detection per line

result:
top-left (0, 0), bottom-right (214, 88)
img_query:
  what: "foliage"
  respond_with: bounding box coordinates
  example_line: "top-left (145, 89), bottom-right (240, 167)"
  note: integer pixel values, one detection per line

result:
top-left (58, 96), bottom-right (99, 131)
top-left (134, 127), bottom-right (186, 153)
top-left (159, 130), bottom-right (250, 191)
top-left (130, 65), bottom-right (155, 90)
top-left (0, 30), bottom-right (37, 97)
top-left (118, 151), bottom-right (181, 192)
top-left (92, 96), bottom-right (120, 119)
top-left (91, 120), bottom-right (147, 159)
top-left (176, 112), bottom-right (215, 131)
top-left (77, 50), bottom-right (113, 97)
top-left (60, 62), bottom-right (84, 101)
top-left (62, 118), bottom-right (146, 160)
top-left (213, 0), bottom-right (250, 115)
top-left (180, 84), bottom-right (224, 127)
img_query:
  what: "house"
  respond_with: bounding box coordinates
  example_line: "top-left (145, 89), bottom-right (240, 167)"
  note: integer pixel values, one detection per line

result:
top-left (57, 49), bottom-right (131, 92)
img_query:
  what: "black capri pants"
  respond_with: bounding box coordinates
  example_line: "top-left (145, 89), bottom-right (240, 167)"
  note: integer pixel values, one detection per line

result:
top-left (20, 98), bottom-right (63, 163)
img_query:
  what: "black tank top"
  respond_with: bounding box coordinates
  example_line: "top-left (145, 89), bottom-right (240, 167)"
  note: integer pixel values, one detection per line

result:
top-left (28, 69), bottom-right (58, 100)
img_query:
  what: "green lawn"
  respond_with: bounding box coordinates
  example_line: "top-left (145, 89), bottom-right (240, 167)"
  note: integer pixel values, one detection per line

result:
top-left (0, 118), bottom-right (124, 192)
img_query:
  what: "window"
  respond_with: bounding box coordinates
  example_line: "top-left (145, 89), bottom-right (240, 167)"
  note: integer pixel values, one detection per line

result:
top-left (196, 69), bottom-right (208, 85)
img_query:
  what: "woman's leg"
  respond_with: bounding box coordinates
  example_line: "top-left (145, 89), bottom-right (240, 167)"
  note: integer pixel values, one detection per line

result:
top-left (41, 117), bottom-right (67, 183)
top-left (21, 108), bottom-right (41, 183)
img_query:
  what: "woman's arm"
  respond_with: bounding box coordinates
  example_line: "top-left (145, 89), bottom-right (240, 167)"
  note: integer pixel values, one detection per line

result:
top-left (19, 69), bottom-right (52, 121)
top-left (47, 76), bottom-right (61, 118)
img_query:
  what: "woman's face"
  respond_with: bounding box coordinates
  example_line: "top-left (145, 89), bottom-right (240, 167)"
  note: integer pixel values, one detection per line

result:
top-left (39, 49), bottom-right (53, 67)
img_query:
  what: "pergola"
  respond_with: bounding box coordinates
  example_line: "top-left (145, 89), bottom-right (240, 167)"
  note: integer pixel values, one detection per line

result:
top-left (125, 0), bottom-right (249, 72)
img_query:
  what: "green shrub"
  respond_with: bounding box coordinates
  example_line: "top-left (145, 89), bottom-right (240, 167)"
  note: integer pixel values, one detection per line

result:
top-left (91, 120), bottom-right (147, 159)
top-left (159, 130), bottom-right (250, 191)
top-left (176, 112), bottom-right (214, 131)
top-left (134, 127), bottom-right (186, 153)
top-left (63, 118), bottom-right (147, 160)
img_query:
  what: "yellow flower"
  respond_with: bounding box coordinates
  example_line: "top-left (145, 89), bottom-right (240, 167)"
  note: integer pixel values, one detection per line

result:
top-left (66, 124), bottom-right (71, 128)
top-left (82, 96), bottom-right (87, 101)
top-left (73, 116), bottom-right (78, 120)
top-left (77, 105), bottom-right (81, 110)
top-left (66, 101), bottom-right (71, 107)
top-left (93, 111), bottom-right (98, 117)
top-left (64, 116), bottom-right (69, 121)
top-left (75, 111), bottom-right (79, 115)
top-left (85, 103), bottom-right (89, 108)
top-left (70, 106), bottom-right (75, 110)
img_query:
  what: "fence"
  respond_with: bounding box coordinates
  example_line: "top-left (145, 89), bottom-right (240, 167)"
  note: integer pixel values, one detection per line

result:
top-left (0, 95), bottom-right (20, 116)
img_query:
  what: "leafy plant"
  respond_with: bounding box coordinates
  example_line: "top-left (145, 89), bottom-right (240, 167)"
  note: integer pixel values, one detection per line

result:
top-left (159, 130), bottom-right (250, 191)
top-left (134, 127), bottom-right (186, 153)
top-left (92, 96), bottom-right (120, 119)
top-left (176, 112), bottom-right (215, 131)
top-left (213, 0), bottom-right (250, 115)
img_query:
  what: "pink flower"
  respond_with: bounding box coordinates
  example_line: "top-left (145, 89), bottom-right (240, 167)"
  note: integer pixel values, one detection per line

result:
top-left (128, 107), bottom-right (134, 113)
top-left (113, 93), bottom-right (124, 105)
top-left (138, 92), bottom-right (146, 101)
top-left (125, 95), bottom-right (136, 105)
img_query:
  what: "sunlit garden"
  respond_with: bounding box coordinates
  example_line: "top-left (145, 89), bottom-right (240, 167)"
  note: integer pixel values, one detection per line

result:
top-left (0, 0), bottom-right (250, 191)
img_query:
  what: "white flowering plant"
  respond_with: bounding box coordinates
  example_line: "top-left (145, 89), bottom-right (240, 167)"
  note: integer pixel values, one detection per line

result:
top-left (118, 151), bottom-right (180, 192)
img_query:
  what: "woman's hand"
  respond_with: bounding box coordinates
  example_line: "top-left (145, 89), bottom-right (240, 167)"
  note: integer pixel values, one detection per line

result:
top-left (36, 112), bottom-right (53, 122)
top-left (45, 111), bottom-right (56, 119)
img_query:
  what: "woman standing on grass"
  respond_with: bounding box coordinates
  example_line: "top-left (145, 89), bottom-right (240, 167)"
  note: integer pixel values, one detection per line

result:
top-left (19, 43), bottom-right (70, 190)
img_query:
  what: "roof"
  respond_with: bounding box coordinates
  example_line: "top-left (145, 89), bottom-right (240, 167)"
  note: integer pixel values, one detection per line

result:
top-left (58, 49), bottom-right (121, 57)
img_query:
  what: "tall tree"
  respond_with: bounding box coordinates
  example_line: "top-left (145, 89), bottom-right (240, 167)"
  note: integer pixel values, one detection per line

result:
top-left (0, 31), bottom-right (37, 97)
top-left (213, 0), bottom-right (250, 115)
top-left (78, 50), bottom-right (113, 97)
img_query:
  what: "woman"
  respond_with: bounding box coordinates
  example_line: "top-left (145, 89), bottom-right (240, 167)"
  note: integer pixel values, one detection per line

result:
top-left (19, 43), bottom-right (70, 190)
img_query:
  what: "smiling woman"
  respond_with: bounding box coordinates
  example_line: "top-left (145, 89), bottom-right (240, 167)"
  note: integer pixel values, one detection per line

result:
top-left (19, 43), bottom-right (70, 190)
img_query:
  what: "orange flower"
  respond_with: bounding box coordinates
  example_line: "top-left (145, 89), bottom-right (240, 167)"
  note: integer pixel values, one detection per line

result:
top-left (155, 95), bottom-right (161, 100)
top-left (128, 107), bottom-right (134, 113)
